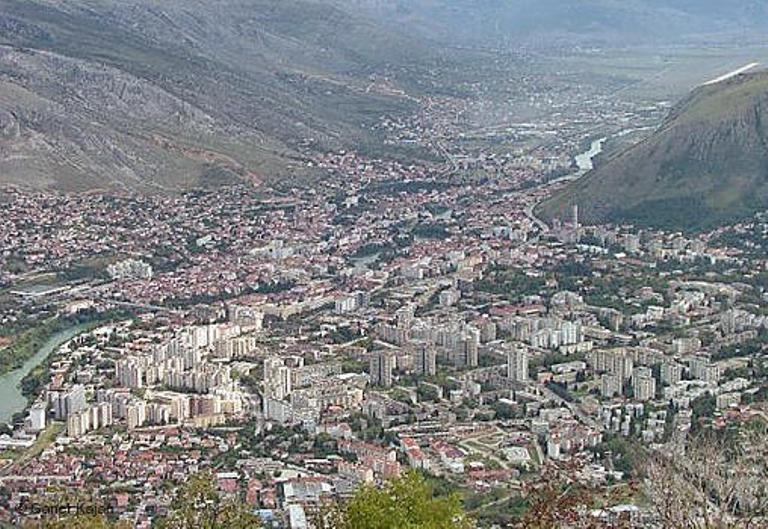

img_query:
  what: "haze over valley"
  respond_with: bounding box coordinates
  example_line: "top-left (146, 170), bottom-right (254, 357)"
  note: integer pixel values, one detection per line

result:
top-left (1, 0), bottom-right (768, 195)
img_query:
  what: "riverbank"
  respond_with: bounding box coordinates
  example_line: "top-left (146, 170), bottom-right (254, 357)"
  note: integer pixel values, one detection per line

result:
top-left (0, 322), bottom-right (94, 424)
top-left (0, 318), bottom-right (61, 375)
top-left (0, 307), bottom-right (133, 374)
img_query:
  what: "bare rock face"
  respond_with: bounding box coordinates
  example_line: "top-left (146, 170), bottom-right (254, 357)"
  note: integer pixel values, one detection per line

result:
top-left (539, 72), bottom-right (768, 231)
top-left (0, 109), bottom-right (19, 138)
top-left (0, 0), bottom-right (423, 192)
top-left (0, 47), bottom-right (214, 191)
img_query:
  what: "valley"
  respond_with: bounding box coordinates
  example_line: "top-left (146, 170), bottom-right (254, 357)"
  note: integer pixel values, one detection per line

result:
top-left (3, 3), bottom-right (768, 528)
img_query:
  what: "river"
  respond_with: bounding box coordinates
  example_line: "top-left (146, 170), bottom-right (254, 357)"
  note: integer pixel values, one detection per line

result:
top-left (574, 137), bottom-right (607, 173)
top-left (0, 324), bottom-right (90, 424)
top-left (544, 136), bottom-right (609, 187)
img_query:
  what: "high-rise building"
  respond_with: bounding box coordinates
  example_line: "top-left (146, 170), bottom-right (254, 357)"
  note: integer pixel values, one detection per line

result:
top-left (97, 402), bottom-right (113, 429)
top-left (451, 327), bottom-right (480, 368)
top-left (633, 366), bottom-right (652, 380)
top-left (477, 318), bottom-right (497, 343)
top-left (507, 346), bottom-right (529, 383)
top-left (613, 354), bottom-right (634, 381)
top-left (547, 433), bottom-right (562, 460)
top-left (227, 305), bottom-right (264, 331)
top-left (588, 349), bottom-right (635, 381)
top-left (264, 357), bottom-right (292, 400)
top-left (67, 410), bottom-right (88, 438)
top-left (660, 362), bottom-right (683, 386)
top-left (116, 359), bottom-right (145, 388)
top-left (127, 401), bottom-right (147, 429)
top-left (275, 366), bottom-right (292, 399)
top-left (633, 375), bottom-right (656, 402)
top-left (439, 289), bottom-right (461, 307)
top-left (395, 305), bottom-right (416, 329)
top-left (369, 352), bottom-right (395, 387)
top-left (107, 258), bottom-right (153, 280)
top-left (601, 373), bottom-right (622, 398)
top-left (413, 342), bottom-right (437, 377)
top-left (689, 357), bottom-right (721, 384)
top-left (51, 385), bottom-right (87, 420)
top-left (334, 295), bottom-right (358, 314)
top-left (27, 403), bottom-right (47, 432)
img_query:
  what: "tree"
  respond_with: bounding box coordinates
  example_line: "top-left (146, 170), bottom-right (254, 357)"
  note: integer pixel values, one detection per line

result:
top-left (17, 490), bottom-right (132, 529)
top-left (492, 400), bottom-right (517, 420)
top-left (644, 427), bottom-right (768, 529)
top-left (23, 517), bottom-right (131, 529)
top-left (22, 473), bottom-right (259, 529)
top-left (156, 472), bottom-right (262, 529)
top-left (315, 471), bottom-right (472, 529)
top-left (518, 459), bottom-right (633, 529)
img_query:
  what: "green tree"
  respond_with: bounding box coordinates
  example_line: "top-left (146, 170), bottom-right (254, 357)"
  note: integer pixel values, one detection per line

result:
top-left (23, 473), bottom-right (259, 529)
top-left (17, 488), bottom-right (130, 529)
top-left (23, 517), bottom-right (131, 529)
top-left (155, 472), bottom-right (261, 529)
top-left (316, 471), bottom-right (472, 529)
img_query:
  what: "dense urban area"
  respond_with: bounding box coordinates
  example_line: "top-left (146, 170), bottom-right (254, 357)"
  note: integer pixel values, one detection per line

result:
top-left (1, 39), bottom-right (768, 529)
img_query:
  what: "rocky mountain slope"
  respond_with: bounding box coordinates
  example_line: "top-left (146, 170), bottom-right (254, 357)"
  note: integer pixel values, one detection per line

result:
top-left (538, 71), bottom-right (768, 230)
top-left (0, 0), bottom-right (428, 191)
top-left (3, 0), bottom-right (768, 192)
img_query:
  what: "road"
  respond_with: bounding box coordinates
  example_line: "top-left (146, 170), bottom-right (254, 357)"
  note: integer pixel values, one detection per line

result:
top-left (97, 299), bottom-right (183, 314)
top-left (524, 202), bottom-right (549, 233)
top-left (540, 385), bottom-right (602, 432)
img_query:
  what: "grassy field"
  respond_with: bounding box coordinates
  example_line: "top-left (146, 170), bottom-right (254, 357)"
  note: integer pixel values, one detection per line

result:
top-left (22, 422), bottom-right (64, 462)
top-left (0, 422), bottom-right (64, 466)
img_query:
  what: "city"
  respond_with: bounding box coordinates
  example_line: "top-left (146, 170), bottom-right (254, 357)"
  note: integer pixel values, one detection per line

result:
top-left (2, 101), bottom-right (768, 527)
top-left (1, 1), bottom-right (768, 529)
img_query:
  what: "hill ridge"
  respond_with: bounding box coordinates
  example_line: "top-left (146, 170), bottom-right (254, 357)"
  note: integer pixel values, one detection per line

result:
top-left (538, 70), bottom-right (768, 230)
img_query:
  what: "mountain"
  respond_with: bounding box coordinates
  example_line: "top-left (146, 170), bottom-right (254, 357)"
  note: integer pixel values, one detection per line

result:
top-left (0, 0), bottom-right (429, 192)
top-left (3, 1), bottom-right (768, 193)
top-left (334, 0), bottom-right (768, 46)
top-left (538, 71), bottom-right (768, 230)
